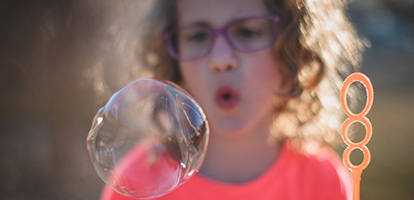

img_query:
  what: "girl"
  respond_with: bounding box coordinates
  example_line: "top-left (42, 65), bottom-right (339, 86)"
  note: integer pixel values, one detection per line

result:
top-left (101, 0), bottom-right (364, 199)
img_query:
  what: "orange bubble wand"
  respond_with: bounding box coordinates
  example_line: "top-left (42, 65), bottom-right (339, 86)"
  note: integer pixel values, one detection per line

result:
top-left (340, 72), bottom-right (374, 200)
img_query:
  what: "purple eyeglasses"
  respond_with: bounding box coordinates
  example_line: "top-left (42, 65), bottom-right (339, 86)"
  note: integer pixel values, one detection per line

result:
top-left (163, 15), bottom-right (281, 61)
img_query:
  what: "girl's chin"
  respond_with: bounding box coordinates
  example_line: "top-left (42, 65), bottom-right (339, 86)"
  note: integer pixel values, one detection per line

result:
top-left (209, 121), bottom-right (249, 139)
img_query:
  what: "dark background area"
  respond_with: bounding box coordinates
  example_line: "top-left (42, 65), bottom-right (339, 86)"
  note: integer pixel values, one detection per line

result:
top-left (0, 0), bottom-right (413, 199)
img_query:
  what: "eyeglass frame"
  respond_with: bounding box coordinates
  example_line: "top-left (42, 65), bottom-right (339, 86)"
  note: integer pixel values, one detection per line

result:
top-left (163, 15), bottom-right (281, 61)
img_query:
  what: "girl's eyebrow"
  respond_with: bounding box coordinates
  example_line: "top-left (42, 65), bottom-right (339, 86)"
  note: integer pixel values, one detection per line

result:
top-left (182, 21), bottom-right (211, 28)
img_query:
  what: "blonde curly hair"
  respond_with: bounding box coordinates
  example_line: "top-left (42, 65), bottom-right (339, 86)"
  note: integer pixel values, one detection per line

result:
top-left (108, 0), bottom-right (365, 151)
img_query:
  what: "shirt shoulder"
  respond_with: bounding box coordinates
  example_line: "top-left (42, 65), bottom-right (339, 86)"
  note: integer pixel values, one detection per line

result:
top-left (284, 144), bottom-right (353, 200)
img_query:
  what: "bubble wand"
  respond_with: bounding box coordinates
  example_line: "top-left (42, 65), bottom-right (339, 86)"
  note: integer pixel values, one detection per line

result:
top-left (340, 72), bottom-right (374, 200)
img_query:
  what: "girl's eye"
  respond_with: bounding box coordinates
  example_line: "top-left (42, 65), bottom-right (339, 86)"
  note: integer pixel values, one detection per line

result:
top-left (237, 28), bottom-right (260, 38)
top-left (186, 31), bottom-right (209, 43)
top-left (231, 26), bottom-right (264, 40)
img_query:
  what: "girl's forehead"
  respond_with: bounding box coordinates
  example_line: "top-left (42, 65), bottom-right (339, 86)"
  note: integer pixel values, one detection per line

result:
top-left (177, 0), bottom-right (269, 27)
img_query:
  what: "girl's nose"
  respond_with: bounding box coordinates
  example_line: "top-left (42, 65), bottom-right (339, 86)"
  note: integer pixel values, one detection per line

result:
top-left (209, 36), bottom-right (238, 73)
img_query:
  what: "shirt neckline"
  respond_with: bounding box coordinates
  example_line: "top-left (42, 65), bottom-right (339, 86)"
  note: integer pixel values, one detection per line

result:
top-left (189, 141), bottom-right (291, 192)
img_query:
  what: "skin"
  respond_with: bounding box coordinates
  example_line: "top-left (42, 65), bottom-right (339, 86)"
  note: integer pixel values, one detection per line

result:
top-left (177, 0), bottom-right (283, 183)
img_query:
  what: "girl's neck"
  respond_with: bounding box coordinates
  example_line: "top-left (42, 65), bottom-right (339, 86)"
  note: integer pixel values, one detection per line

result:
top-left (198, 125), bottom-right (281, 184)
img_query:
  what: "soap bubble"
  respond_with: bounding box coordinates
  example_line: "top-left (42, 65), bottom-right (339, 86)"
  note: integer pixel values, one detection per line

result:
top-left (86, 78), bottom-right (209, 199)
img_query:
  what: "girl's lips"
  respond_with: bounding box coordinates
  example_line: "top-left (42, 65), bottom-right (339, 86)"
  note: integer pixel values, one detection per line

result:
top-left (215, 86), bottom-right (239, 110)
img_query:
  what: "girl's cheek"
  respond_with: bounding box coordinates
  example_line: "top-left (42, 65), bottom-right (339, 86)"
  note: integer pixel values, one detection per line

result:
top-left (179, 62), bottom-right (207, 91)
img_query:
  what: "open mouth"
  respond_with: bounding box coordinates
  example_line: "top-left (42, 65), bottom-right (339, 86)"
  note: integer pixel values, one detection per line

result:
top-left (215, 86), bottom-right (239, 110)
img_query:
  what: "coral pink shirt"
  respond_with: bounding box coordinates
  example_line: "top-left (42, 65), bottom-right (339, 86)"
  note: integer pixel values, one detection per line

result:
top-left (101, 141), bottom-right (352, 200)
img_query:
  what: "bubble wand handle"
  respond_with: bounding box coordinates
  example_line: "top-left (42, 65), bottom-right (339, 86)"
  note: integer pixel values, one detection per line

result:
top-left (340, 72), bottom-right (374, 200)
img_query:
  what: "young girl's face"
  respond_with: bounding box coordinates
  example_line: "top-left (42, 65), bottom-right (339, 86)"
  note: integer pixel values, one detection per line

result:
top-left (177, 0), bottom-right (282, 138)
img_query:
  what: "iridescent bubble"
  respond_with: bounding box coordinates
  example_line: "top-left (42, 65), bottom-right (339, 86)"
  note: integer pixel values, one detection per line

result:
top-left (86, 78), bottom-right (209, 199)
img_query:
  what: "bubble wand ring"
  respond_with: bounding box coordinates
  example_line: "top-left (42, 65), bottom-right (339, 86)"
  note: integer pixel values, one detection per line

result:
top-left (340, 72), bottom-right (374, 200)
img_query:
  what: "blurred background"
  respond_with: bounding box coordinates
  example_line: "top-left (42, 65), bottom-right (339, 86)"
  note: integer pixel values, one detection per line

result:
top-left (0, 0), bottom-right (413, 199)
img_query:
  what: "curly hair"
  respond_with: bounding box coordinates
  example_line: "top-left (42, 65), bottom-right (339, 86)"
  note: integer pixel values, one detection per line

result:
top-left (134, 0), bottom-right (365, 151)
